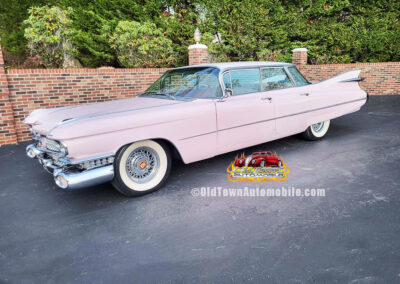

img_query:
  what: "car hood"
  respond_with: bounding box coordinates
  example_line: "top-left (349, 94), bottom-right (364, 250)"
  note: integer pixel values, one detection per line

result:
top-left (24, 97), bottom-right (182, 136)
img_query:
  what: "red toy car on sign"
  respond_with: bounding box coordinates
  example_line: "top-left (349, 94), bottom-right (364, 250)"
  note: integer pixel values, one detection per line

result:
top-left (235, 151), bottom-right (282, 168)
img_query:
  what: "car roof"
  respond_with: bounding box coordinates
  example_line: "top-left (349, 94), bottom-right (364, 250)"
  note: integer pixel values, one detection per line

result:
top-left (175, 61), bottom-right (295, 71)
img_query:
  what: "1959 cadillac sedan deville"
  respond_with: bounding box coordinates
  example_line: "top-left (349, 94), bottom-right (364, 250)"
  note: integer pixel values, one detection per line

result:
top-left (24, 62), bottom-right (368, 196)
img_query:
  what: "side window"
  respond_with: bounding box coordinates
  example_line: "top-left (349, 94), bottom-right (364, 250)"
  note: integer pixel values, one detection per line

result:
top-left (287, 67), bottom-right (309, 86)
top-left (230, 69), bottom-right (260, 96)
top-left (261, 68), bottom-right (294, 91)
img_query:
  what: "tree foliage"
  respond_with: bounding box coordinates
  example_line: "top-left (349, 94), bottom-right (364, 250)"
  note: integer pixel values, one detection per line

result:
top-left (23, 6), bottom-right (75, 68)
top-left (1, 0), bottom-right (399, 67)
top-left (0, 0), bottom-right (54, 64)
top-left (59, 0), bottom-right (167, 67)
top-left (109, 20), bottom-right (174, 67)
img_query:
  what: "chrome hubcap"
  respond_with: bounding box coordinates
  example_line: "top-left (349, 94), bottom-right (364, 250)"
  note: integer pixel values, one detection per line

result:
top-left (312, 122), bottom-right (324, 132)
top-left (126, 147), bottom-right (159, 183)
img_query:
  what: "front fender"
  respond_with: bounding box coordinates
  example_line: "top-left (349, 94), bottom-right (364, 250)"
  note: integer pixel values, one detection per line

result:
top-left (52, 100), bottom-right (217, 164)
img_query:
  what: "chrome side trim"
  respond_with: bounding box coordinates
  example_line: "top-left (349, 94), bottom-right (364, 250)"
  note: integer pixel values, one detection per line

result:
top-left (179, 131), bottom-right (216, 141)
top-left (341, 77), bottom-right (364, 82)
top-left (179, 97), bottom-right (367, 140)
top-left (314, 70), bottom-right (362, 84)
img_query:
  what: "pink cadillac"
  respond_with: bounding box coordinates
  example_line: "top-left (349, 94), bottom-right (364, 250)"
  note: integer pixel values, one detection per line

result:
top-left (24, 62), bottom-right (368, 196)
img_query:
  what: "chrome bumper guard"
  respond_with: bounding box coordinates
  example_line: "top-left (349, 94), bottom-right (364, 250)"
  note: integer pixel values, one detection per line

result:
top-left (26, 144), bottom-right (114, 190)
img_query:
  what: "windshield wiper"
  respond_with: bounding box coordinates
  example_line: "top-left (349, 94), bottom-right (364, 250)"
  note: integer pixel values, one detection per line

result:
top-left (142, 91), bottom-right (176, 100)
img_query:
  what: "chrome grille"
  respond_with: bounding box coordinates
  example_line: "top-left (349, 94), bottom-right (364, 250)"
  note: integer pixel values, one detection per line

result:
top-left (45, 138), bottom-right (60, 152)
top-left (53, 159), bottom-right (67, 167)
top-left (81, 157), bottom-right (115, 170)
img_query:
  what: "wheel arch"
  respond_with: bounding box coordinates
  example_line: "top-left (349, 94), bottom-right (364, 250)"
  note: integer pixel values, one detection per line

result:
top-left (114, 138), bottom-right (183, 163)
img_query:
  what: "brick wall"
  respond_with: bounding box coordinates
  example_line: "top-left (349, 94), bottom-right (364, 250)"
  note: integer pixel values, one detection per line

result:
top-left (298, 62), bottom-right (400, 96)
top-left (0, 45), bottom-right (18, 145)
top-left (7, 68), bottom-right (169, 142)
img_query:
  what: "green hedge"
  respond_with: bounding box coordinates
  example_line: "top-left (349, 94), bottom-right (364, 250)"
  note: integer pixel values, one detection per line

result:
top-left (1, 0), bottom-right (399, 67)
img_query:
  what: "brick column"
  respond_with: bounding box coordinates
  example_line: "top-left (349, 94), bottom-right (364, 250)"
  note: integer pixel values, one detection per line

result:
top-left (188, 44), bottom-right (209, 65)
top-left (292, 48), bottom-right (308, 65)
top-left (0, 44), bottom-right (18, 145)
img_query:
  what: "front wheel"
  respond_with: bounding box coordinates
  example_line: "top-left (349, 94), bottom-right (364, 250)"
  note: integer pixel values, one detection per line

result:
top-left (302, 120), bottom-right (330, 141)
top-left (112, 140), bottom-right (172, 197)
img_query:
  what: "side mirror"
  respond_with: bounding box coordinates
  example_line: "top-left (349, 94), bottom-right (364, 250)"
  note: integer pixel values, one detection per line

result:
top-left (222, 88), bottom-right (232, 99)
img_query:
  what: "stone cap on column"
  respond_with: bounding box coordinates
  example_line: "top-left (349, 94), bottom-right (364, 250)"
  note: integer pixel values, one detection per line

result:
top-left (292, 47), bottom-right (308, 52)
top-left (188, 43), bottom-right (208, 50)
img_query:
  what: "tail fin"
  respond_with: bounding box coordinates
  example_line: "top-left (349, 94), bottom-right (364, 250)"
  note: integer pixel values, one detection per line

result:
top-left (318, 70), bottom-right (363, 85)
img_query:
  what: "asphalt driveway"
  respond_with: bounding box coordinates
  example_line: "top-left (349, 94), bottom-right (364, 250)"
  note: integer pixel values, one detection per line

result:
top-left (1, 95), bottom-right (400, 283)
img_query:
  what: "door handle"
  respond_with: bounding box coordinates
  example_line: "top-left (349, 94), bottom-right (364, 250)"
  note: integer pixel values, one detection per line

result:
top-left (300, 93), bottom-right (310, 96)
top-left (261, 97), bottom-right (272, 102)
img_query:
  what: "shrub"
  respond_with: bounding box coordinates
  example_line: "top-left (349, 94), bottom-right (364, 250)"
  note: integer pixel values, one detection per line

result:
top-left (24, 6), bottom-right (75, 68)
top-left (109, 20), bottom-right (175, 68)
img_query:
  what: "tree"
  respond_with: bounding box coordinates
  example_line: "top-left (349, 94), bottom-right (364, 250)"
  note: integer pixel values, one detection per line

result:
top-left (60, 0), bottom-right (166, 67)
top-left (1, 0), bottom-right (399, 66)
top-left (23, 6), bottom-right (75, 68)
top-left (0, 0), bottom-right (53, 64)
top-left (109, 20), bottom-right (175, 67)
top-left (200, 0), bottom-right (290, 62)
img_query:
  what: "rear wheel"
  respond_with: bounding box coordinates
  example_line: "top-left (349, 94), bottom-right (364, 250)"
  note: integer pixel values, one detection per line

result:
top-left (112, 140), bottom-right (171, 197)
top-left (302, 120), bottom-right (330, 141)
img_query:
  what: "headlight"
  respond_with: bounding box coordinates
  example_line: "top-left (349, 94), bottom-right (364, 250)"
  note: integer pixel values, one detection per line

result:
top-left (245, 156), bottom-right (252, 166)
top-left (45, 138), bottom-right (68, 156)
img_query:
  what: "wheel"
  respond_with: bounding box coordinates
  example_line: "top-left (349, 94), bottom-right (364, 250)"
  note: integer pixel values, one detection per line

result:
top-left (260, 160), bottom-right (265, 167)
top-left (112, 140), bottom-right (172, 197)
top-left (302, 120), bottom-right (330, 141)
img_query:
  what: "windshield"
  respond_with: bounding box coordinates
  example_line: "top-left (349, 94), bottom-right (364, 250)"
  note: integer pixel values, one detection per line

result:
top-left (142, 67), bottom-right (222, 100)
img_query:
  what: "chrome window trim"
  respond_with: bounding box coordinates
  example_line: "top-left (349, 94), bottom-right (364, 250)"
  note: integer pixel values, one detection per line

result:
top-left (222, 71), bottom-right (232, 90)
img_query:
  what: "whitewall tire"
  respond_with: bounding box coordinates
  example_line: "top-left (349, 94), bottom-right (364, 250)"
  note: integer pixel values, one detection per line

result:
top-left (302, 120), bottom-right (330, 140)
top-left (112, 140), bottom-right (172, 197)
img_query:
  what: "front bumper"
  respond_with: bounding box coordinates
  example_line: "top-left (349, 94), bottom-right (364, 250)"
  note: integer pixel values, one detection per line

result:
top-left (26, 144), bottom-right (114, 190)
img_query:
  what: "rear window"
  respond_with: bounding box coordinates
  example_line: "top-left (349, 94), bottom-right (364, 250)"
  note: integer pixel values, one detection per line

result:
top-left (261, 68), bottom-right (294, 90)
